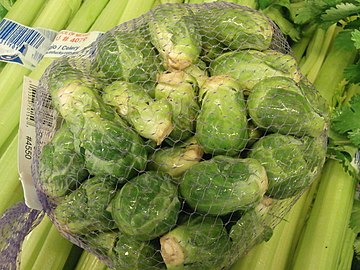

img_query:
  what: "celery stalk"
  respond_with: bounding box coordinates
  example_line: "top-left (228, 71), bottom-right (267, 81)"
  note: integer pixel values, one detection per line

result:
top-left (29, 224), bottom-right (73, 270)
top-left (290, 160), bottom-right (357, 270)
top-left (4, 0), bottom-right (47, 25)
top-left (337, 227), bottom-right (356, 270)
top-left (0, 133), bottom-right (22, 215)
top-left (89, 0), bottom-right (129, 31)
top-left (306, 23), bottom-right (337, 83)
top-left (66, 0), bottom-right (110, 32)
top-left (19, 216), bottom-right (53, 270)
top-left (0, 0), bottom-right (83, 149)
top-left (313, 30), bottom-right (358, 107)
top-left (75, 251), bottom-right (108, 270)
top-left (230, 180), bottom-right (319, 270)
top-left (117, 0), bottom-right (156, 24)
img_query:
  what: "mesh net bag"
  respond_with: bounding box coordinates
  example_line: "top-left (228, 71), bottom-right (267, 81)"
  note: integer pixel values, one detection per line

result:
top-left (29, 2), bottom-right (329, 269)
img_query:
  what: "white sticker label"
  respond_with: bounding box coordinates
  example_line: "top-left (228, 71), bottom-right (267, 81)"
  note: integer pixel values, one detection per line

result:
top-left (18, 77), bottom-right (57, 210)
top-left (0, 19), bottom-right (57, 69)
top-left (45, 30), bottom-right (103, 58)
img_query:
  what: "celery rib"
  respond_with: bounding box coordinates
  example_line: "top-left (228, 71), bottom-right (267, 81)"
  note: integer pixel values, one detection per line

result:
top-left (290, 160), bottom-right (357, 270)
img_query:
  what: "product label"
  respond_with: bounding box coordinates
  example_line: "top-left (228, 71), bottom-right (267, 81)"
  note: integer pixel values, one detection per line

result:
top-left (18, 77), bottom-right (57, 210)
top-left (45, 30), bottom-right (103, 58)
top-left (0, 19), bottom-right (57, 69)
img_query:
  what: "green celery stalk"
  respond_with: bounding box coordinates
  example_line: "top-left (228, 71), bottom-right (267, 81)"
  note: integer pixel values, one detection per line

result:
top-left (0, 133), bottom-right (23, 215)
top-left (291, 24), bottom-right (317, 63)
top-left (89, 0), bottom-right (129, 31)
top-left (230, 179), bottom-right (319, 270)
top-left (29, 224), bottom-right (74, 270)
top-left (290, 159), bottom-right (357, 270)
top-left (75, 251), bottom-right (108, 270)
top-left (66, 0), bottom-right (110, 32)
top-left (4, 0), bottom-right (47, 25)
top-left (337, 227), bottom-right (357, 270)
top-left (117, 0), bottom-right (156, 24)
top-left (313, 29), bottom-right (358, 107)
top-left (305, 23), bottom-right (337, 83)
top-left (0, 0), bottom-right (83, 149)
top-left (19, 216), bottom-right (53, 270)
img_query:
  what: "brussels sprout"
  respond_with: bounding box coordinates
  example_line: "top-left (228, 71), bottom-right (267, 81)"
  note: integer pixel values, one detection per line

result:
top-left (183, 60), bottom-right (209, 88)
top-left (39, 123), bottom-right (88, 202)
top-left (84, 231), bottom-right (118, 259)
top-left (249, 133), bottom-right (324, 199)
top-left (230, 198), bottom-right (273, 255)
top-left (102, 80), bottom-right (174, 145)
top-left (148, 4), bottom-right (201, 70)
top-left (209, 50), bottom-right (301, 92)
top-left (247, 76), bottom-right (327, 138)
top-left (155, 70), bottom-right (200, 142)
top-left (50, 75), bottom-right (148, 178)
top-left (197, 6), bottom-right (273, 52)
top-left (147, 137), bottom-right (204, 179)
top-left (112, 234), bottom-right (165, 270)
top-left (179, 155), bottom-right (268, 215)
top-left (160, 216), bottom-right (231, 270)
top-left (53, 175), bottom-right (117, 234)
top-left (91, 28), bottom-right (161, 88)
top-left (111, 171), bottom-right (180, 241)
top-left (195, 75), bottom-right (249, 156)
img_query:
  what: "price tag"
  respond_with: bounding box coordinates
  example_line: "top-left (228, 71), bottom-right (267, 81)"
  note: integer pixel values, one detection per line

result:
top-left (45, 30), bottom-right (103, 58)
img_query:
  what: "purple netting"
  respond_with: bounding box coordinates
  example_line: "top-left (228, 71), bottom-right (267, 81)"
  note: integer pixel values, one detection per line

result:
top-left (0, 203), bottom-right (44, 270)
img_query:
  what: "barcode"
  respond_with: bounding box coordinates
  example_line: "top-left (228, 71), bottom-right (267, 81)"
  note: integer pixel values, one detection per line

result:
top-left (0, 19), bottom-right (45, 50)
top-left (25, 81), bottom-right (55, 129)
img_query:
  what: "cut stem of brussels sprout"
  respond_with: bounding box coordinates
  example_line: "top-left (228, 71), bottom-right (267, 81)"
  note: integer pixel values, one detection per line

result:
top-left (160, 235), bottom-right (185, 267)
top-left (148, 137), bottom-right (203, 178)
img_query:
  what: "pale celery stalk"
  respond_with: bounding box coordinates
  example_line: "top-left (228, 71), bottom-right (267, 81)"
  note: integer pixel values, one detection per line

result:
top-left (230, 181), bottom-right (318, 270)
top-left (117, 0), bottom-right (156, 24)
top-left (291, 160), bottom-right (357, 270)
top-left (30, 224), bottom-right (74, 270)
top-left (305, 23), bottom-right (337, 83)
top-left (313, 29), bottom-right (358, 107)
top-left (0, 133), bottom-right (22, 215)
top-left (66, 0), bottom-right (110, 32)
top-left (337, 227), bottom-right (356, 270)
top-left (0, 0), bottom-right (83, 149)
top-left (19, 216), bottom-right (53, 270)
top-left (89, 0), bottom-right (129, 31)
top-left (299, 27), bottom-right (326, 78)
top-left (4, 0), bottom-right (47, 25)
top-left (75, 251), bottom-right (108, 270)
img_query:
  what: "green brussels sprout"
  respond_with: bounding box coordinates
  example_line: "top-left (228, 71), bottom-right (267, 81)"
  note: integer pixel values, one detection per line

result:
top-left (195, 75), bottom-right (249, 156)
top-left (209, 50), bottom-right (301, 92)
top-left (197, 6), bottom-right (273, 52)
top-left (247, 76), bottom-right (328, 138)
top-left (84, 231), bottom-right (118, 259)
top-left (183, 60), bottom-right (209, 88)
top-left (147, 137), bottom-right (204, 179)
top-left (50, 75), bottom-right (148, 178)
top-left (148, 4), bottom-right (201, 70)
top-left (39, 123), bottom-right (88, 202)
top-left (230, 198), bottom-right (274, 255)
top-left (111, 171), bottom-right (181, 241)
top-left (112, 234), bottom-right (165, 270)
top-left (249, 133), bottom-right (325, 199)
top-left (155, 70), bottom-right (200, 142)
top-left (179, 155), bottom-right (268, 215)
top-left (91, 28), bottom-right (161, 88)
top-left (53, 175), bottom-right (117, 234)
top-left (102, 80), bottom-right (174, 145)
top-left (160, 216), bottom-right (231, 270)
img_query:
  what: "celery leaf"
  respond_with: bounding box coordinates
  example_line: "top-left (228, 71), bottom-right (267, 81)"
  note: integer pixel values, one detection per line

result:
top-left (331, 94), bottom-right (360, 147)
